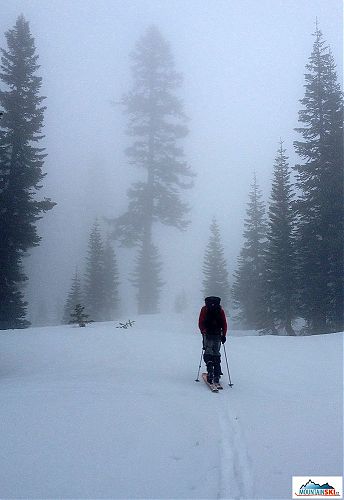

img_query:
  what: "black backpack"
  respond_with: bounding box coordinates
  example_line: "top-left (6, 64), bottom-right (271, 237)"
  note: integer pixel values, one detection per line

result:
top-left (204, 296), bottom-right (223, 334)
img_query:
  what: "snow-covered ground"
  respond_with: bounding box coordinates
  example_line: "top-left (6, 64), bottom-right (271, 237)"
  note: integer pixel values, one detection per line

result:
top-left (0, 314), bottom-right (342, 499)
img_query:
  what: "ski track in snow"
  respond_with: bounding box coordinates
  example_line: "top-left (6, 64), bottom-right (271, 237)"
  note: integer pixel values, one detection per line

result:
top-left (217, 388), bottom-right (254, 500)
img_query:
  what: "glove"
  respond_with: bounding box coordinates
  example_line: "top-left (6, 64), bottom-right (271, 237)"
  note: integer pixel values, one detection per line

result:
top-left (221, 335), bottom-right (226, 344)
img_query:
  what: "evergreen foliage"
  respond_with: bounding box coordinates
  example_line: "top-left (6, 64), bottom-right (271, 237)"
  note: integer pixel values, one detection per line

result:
top-left (293, 23), bottom-right (343, 333)
top-left (116, 319), bottom-right (135, 329)
top-left (0, 15), bottom-right (55, 329)
top-left (131, 236), bottom-right (164, 314)
top-left (69, 304), bottom-right (92, 327)
top-left (63, 270), bottom-right (83, 324)
top-left (265, 141), bottom-right (298, 335)
top-left (84, 223), bottom-right (120, 321)
top-left (202, 218), bottom-right (230, 310)
top-left (232, 174), bottom-right (268, 329)
top-left (103, 238), bottom-right (120, 320)
top-left (84, 221), bottom-right (106, 321)
top-left (112, 26), bottom-right (194, 313)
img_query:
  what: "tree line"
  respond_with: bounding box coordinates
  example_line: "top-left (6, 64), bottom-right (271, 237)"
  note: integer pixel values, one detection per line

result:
top-left (113, 22), bottom-right (343, 334)
top-left (230, 24), bottom-right (343, 335)
top-left (0, 16), bottom-right (342, 334)
top-left (63, 221), bottom-right (120, 324)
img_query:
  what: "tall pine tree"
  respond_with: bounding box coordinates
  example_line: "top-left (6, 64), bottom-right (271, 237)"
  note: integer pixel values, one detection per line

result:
top-left (265, 141), bottom-right (297, 335)
top-left (0, 16), bottom-right (55, 329)
top-left (232, 174), bottom-right (268, 329)
top-left (112, 26), bottom-right (194, 314)
top-left (293, 23), bottom-right (343, 333)
top-left (202, 218), bottom-right (230, 310)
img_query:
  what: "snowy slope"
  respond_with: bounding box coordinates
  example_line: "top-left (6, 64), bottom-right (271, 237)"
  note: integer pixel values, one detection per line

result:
top-left (0, 315), bottom-right (342, 499)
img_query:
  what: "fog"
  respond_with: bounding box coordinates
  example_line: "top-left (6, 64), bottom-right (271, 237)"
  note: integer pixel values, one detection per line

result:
top-left (1, 0), bottom-right (342, 322)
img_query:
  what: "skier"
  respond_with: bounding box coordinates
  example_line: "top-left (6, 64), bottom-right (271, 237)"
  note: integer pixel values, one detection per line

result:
top-left (198, 296), bottom-right (227, 385)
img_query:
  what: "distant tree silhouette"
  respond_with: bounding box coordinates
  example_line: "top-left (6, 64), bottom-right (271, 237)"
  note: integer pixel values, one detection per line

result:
top-left (63, 270), bottom-right (83, 324)
top-left (202, 218), bottom-right (230, 310)
top-left (84, 223), bottom-right (121, 321)
top-left (84, 221), bottom-right (106, 321)
top-left (103, 238), bottom-right (120, 320)
top-left (111, 26), bottom-right (194, 314)
top-left (232, 174), bottom-right (268, 329)
top-left (131, 238), bottom-right (164, 314)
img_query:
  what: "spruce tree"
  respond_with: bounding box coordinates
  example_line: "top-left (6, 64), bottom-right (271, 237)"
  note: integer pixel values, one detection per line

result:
top-left (232, 174), bottom-right (268, 329)
top-left (0, 16), bottom-right (55, 329)
top-left (265, 141), bottom-right (297, 335)
top-left (84, 221), bottom-right (106, 321)
top-left (293, 23), bottom-right (343, 333)
top-left (63, 270), bottom-right (83, 324)
top-left (202, 218), bottom-right (230, 310)
top-left (103, 239), bottom-right (120, 320)
top-left (112, 26), bottom-right (194, 313)
top-left (131, 237), bottom-right (164, 314)
top-left (69, 304), bottom-right (92, 327)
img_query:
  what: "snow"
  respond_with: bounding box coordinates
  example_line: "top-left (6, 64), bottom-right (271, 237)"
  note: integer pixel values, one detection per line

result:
top-left (0, 314), bottom-right (342, 499)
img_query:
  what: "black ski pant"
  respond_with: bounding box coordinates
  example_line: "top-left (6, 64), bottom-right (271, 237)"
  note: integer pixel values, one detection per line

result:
top-left (203, 334), bottom-right (222, 378)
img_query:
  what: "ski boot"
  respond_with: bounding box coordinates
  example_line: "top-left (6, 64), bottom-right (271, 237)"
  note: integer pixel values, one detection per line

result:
top-left (206, 361), bottom-right (214, 384)
top-left (214, 358), bottom-right (223, 388)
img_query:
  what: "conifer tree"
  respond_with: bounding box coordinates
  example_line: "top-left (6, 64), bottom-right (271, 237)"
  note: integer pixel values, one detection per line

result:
top-left (293, 23), bottom-right (343, 333)
top-left (202, 218), bottom-right (230, 310)
top-left (232, 174), bottom-right (268, 329)
top-left (69, 304), bottom-right (92, 327)
top-left (0, 15), bottom-right (55, 329)
top-left (63, 270), bottom-right (83, 324)
top-left (112, 26), bottom-right (194, 314)
top-left (84, 221), bottom-right (106, 321)
top-left (103, 239), bottom-right (120, 320)
top-left (131, 238), bottom-right (164, 314)
top-left (265, 141), bottom-right (297, 335)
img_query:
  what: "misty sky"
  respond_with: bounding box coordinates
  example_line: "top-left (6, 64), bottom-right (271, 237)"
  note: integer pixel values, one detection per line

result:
top-left (1, 0), bottom-right (343, 321)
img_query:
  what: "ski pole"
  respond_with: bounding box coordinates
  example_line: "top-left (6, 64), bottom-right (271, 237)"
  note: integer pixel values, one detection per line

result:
top-left (223, 344), bottom-right (233, 387)
top-left (195, 348), bottom-right (203, 382)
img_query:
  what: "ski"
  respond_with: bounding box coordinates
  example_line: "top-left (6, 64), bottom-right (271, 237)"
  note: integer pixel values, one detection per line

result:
top-left (202, 373), bottom-right (219, 392)
top-left (214, 382), bottom-right (223, 390)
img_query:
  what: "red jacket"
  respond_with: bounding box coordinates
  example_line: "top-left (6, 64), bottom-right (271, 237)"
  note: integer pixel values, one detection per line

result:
top-left (198, 306), bottom-right (227, 336)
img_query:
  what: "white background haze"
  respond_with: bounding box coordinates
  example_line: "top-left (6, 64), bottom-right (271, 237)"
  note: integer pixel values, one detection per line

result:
top-left (0, 0), bottom-right (342, 322)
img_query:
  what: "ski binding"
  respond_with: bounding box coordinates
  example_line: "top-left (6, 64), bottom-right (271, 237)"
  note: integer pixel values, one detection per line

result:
top-left (202, 373), bottom-right (219, 392)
